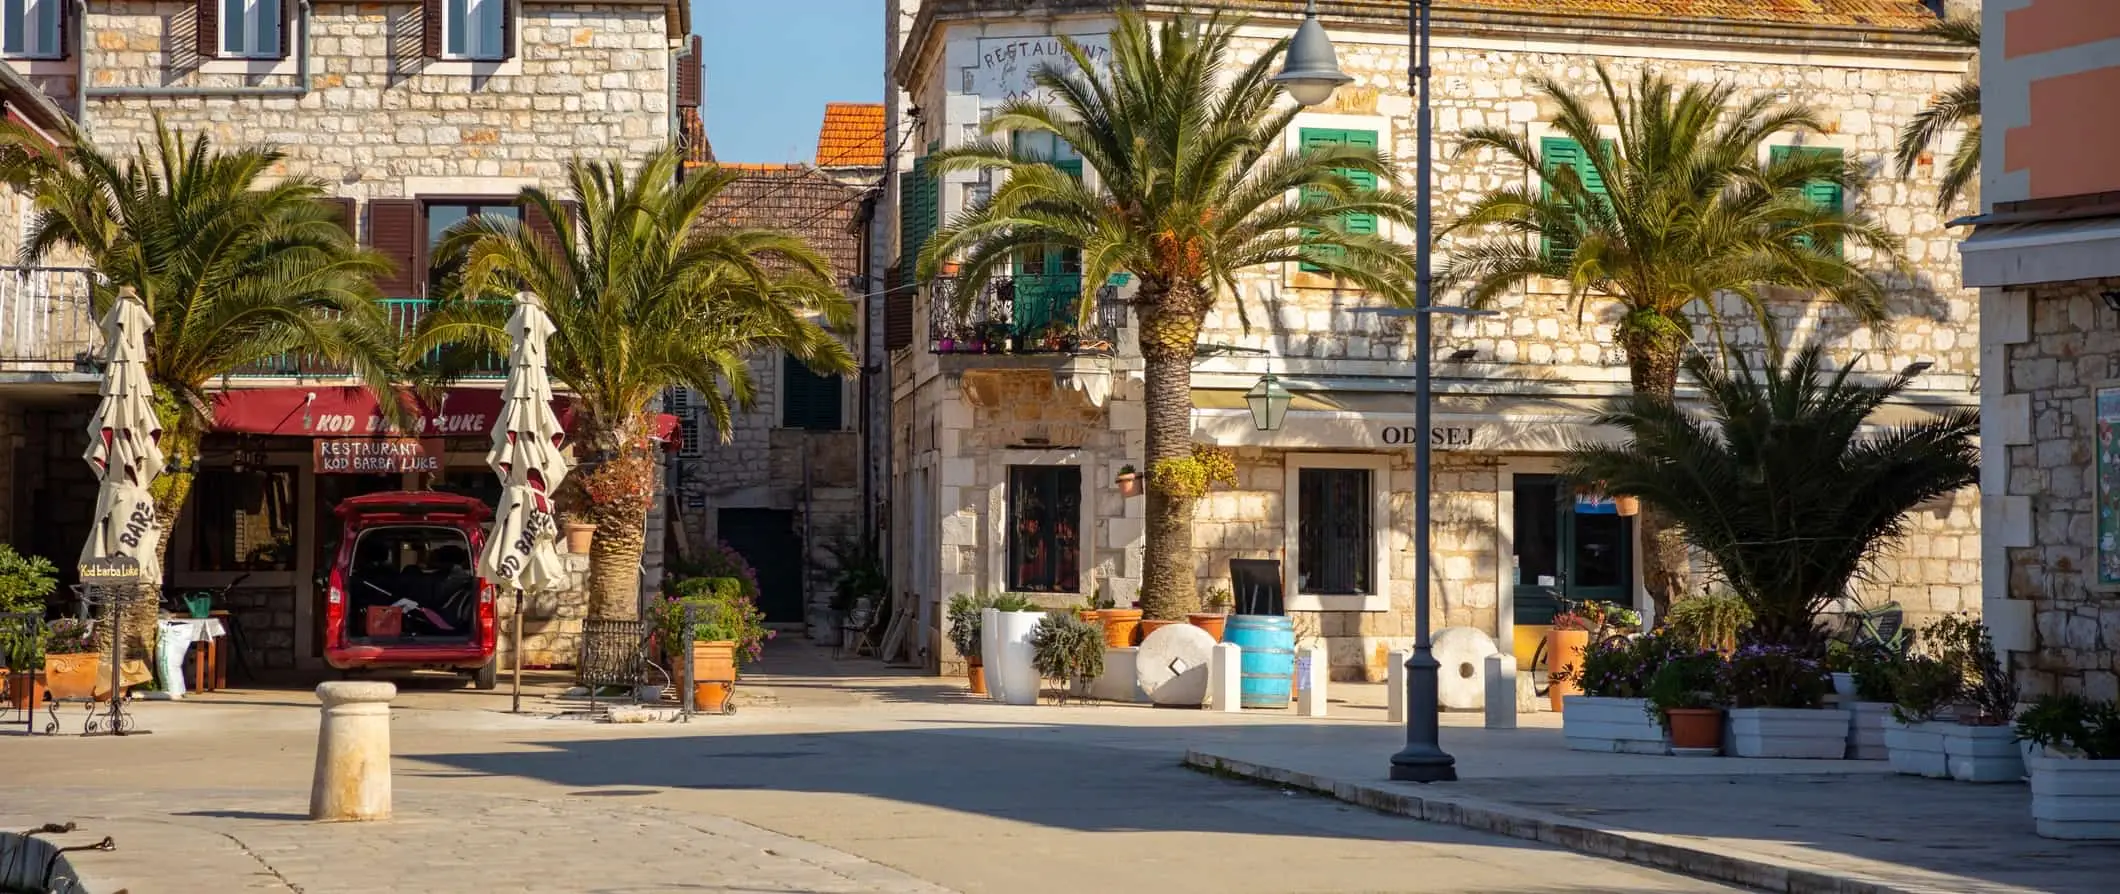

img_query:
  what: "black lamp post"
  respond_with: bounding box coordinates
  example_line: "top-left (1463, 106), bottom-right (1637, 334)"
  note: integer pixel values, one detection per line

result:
top-left (1275, 0), bottom-right (1462, 784)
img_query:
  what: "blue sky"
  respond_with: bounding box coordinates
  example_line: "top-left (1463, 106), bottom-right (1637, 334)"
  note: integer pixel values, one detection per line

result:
top-left (696, 0), bottom-right (884, 163)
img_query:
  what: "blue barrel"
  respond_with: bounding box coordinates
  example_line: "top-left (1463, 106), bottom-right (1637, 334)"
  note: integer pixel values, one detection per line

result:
top-left (1226, 614), bottom-right (1295, 709)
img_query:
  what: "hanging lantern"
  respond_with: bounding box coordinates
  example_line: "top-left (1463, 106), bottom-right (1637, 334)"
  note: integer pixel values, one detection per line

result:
top-left (1246, 372), bottom-right (1294, 432)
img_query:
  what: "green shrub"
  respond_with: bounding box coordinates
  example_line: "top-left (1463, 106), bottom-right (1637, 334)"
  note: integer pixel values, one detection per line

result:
top-left (2016, 694), bottom-right (2120, 760)
top-left (1643, 649), bottom-right (1726, 728)
top-left (0, 545), bottom-right (58, 615)
top-left (1890, 654), bottom-right (1961, 724)
top-left (947, 593), bottom-right (994, 660)
top-left (1029, 611), bottom-right (1105, 702)
top-left (1665, 592), bottom-right (1751, 654)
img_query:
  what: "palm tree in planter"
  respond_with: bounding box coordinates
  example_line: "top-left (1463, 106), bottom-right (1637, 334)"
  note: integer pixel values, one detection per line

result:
top-left (0, 118), bottom-right (399, 654)
top-left (1891, 16), bottom-right (1981, 213)
top-left (1438, 65), bottom-right (1905, 618)
top-left (411, 149), bottom-right (854, 620)
top-left (917, 11), bottom-right (1421, 620)
top-left (1560, 345), bottom-right (1978, 650)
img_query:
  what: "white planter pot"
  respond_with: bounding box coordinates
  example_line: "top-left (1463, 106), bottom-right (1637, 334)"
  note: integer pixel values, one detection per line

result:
top-left (992, 610), bottom-right (1045, 706)
top-left (1884, 718), bottom-right (1950, 777)
top-left (1830, 673), bottom-right (1857, 699)
top-left (2028, 752), bottom-right (2120, 840)
top-left (1844, 702), bottom-right (1891, 760)
top-left (1091, 647), bottom-right (1143, 702)
top-left (1944, 723), bottom-right (2026, 783)
top-left (1727, 707), bottom-right (1850, 759)
top-left (1562, 696), bottom-right (1668, 755)
top-left (979, 608), bottom-right (1002, 701)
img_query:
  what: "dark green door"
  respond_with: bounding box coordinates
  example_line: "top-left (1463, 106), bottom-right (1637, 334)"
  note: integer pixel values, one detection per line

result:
top-left (1009, 132), bottom-right (1083, 341)
top-left (1511, 474), bottom-right (1635, 625)
top-left (717, 509), bottom-right (804, 624)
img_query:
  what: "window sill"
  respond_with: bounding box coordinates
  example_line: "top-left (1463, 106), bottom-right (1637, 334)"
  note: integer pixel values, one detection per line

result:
top-left (1285, 592), bottom-right (1389, 613)
top-left (425, 57), bottom-right (523, 77)
top-left (3, 57), bottom-right (72, 75)
top-left (198, 56), bottom-right (299, 76)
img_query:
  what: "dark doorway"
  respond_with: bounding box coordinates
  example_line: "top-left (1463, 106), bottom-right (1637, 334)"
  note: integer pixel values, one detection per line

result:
top-left (1511, 474), bottom-right (1635, 626)
top-left (718, 508), bottom-right (803, 623)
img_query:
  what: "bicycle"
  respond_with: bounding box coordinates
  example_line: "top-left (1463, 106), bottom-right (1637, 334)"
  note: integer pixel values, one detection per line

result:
top-left (1530, 596), bottom-right (1642, 698)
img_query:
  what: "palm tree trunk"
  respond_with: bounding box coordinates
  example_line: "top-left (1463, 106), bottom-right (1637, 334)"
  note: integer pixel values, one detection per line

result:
top-left (583, 436), bottom-right (654, 622)
top-left (1136, 293), bottom-right (1205, 620)
top-left (1624, 333), bottom-right (1690, 621)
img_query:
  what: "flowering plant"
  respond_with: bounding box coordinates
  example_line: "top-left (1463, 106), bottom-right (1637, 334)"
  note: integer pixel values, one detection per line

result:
top-left (1720, 644), bottom-right (1829, 709)
top-left (45, 618), bottom-right (93, 654)
top-left (1557, 632), bottom-right (1677, 699)
top-left (1643, 648), bottom-right (1727, 727)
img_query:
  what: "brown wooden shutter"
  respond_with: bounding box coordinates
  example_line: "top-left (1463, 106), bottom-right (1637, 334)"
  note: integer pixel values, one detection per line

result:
top-left (321, 197), bottom-right (356, 235)
top-left (884, 264), bottom-right (912, 351)
top-left (367, 199), bottom-right (423, 297)
top-left (421, 0), bottom-right (443, 58)
top-left (195, 0), bottom-right (219, 58)
top-left (522, 199), bottom-right (576, 252)
top-left (499, 0), bottom-right (517, 61)
top-left (677, 36), bottom-right (702, 109)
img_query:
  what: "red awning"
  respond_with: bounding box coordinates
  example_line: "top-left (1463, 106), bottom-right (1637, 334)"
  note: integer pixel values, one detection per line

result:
top-left (208, 386), bottom-right (681, 449)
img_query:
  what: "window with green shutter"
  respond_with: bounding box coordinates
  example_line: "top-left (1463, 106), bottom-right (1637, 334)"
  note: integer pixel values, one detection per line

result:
top-left (1539, 136), bottom-right (1611, 262)
top-left (1298, 128), bottom-right (1380, 274)
top-left (898, 155), bottom-right (938, 278)
top-left (781, 353), bottom-right (844, 431)
top-left (1010, 132), bottom-right (1084, 334)
top-left (1771, 145), bottom-right (1845, 256)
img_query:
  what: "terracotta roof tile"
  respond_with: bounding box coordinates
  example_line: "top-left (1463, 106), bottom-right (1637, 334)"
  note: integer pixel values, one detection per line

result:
top-left (815, 102), bottom-right (885, 169)
top-left (700, 166), bottom-right (865, 283)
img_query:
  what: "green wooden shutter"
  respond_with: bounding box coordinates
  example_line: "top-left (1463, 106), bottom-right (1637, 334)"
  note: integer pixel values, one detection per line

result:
top-left (1771, 146), bottom-right (1845, 256)
top-left (1540, 137), bottom-right (1611, 262)
top-left (1298, 128), bottom-right (1380, 273)
top-left (899, 155), bottom-right (936, 277)
top-left (781, 353), bottom-right (844, 431)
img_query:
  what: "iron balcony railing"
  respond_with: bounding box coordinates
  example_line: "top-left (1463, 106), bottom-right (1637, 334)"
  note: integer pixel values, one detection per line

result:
top-left (0, 265), bottom-right (100, 370)
top-left (929, 275), bottom-right (1124, 355)
top-left (233, 297), bottom-right (505, 379)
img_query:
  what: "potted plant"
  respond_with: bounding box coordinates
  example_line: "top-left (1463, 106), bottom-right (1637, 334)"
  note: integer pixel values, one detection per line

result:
top-left (1644, 648), bottom-right (1727, 755)
top-left (656, 577), bottom-right (771, 713)
top-left (41, 618), bottom-right (99, 702)
top-left (1665, 591), bottom-right (1752, 656)
top-left (987, 593), bottom-right (1043, 705)
top-left (1030, 611), bottom-right (1106, 704)
top-left (1840, 642), bottom-right (1901, 760)
top-left (1115, 465), bottom-right (1143, 498)
top-left (1931, 614), bottom-right (2025, 783)
top-left (1884, 652), bottom-right (1961, 777)
top-left (1097, 600), bottom-right (1143, 649)
top-left (1559, 631), bottom-right (1674, 754)
top-left (2, 625), bottom-right (48, 710)
top-left (1189, 585), bottom-right (1231, 642)
top-left (562, 516), bottom-right (596, 554)
top-left (948, 593), bottom-right (994, 694)
top-left (1543, 611), bottom-right (1593, 711)
top-left (0, 545), bottom-right (58, 616)
top-left (1721, 643), bottom-right (1846, 758)
top-left (2016, 693), bottom-right (2120, 839)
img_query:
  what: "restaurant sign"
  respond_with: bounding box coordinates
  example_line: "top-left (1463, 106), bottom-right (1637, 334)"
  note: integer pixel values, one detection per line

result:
top-left (315, 438), bottom-right (445, 474)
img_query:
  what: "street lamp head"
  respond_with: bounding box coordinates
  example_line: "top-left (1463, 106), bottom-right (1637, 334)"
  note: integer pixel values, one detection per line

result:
top-left (1273, 10), bottom-right (1352, 107)
top-left (1246, 372), bottom-right (1295, 432)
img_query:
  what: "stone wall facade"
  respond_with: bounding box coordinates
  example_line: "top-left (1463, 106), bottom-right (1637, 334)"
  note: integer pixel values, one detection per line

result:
top-left (885, 3), bottom-right (1985, 678)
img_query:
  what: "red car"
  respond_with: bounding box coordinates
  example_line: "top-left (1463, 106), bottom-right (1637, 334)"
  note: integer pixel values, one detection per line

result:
top-left (323, 492), bottom-right (498, 688)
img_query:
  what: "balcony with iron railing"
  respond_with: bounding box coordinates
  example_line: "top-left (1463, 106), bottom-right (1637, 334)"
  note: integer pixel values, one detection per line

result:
top-left (0, 265), bottom-right (101, 373)
top-left (928, 275), bottom-right (1126, 356)
top-left (232, 298), bottom-right (505, 379)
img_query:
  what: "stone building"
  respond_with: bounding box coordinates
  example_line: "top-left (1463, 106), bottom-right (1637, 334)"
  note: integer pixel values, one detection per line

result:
top-left (668, 149), bottom-right (869, 635)
top-left (1959, 0), bottom-right (2120, 699)
top-left (884, 0), bottom-right (1985, 681)
top-left (0, 0), bottom-right (696, 672)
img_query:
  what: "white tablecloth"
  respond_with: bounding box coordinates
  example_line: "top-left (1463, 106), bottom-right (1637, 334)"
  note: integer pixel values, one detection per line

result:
top-left (154, 618), bottom-right (227, 699)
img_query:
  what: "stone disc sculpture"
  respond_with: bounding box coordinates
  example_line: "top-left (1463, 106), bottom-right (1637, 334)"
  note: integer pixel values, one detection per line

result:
top-left (1136, 623), bottom-right (1216, 707)
top-left (1431, 626), bottom-right (1501, 711)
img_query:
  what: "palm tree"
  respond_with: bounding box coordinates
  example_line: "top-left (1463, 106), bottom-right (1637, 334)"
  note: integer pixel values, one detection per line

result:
top-left (1560, 346), bottom-right (1978, 650)
top-left (1437, 65), bottom-right (1905, 618)
top-left (918, 11), bottom-right (1421, 620)
top-left (1893, 16), bottom-right (1981, 213)
top-left (0, 117), bottom-right (398, 655)
top-left (411, 148), bottom-right (854, 621)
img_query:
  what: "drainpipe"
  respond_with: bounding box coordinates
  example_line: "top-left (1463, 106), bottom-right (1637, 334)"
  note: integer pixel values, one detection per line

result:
top-left (70, 0), bottom-right (85, 125)
top-left (84, 0), bottom-right (313, 101)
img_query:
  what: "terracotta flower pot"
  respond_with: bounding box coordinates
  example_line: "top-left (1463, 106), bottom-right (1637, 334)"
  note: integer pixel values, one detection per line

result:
top-left (691, 681), bottom-right (732, 713)
top-left (1078, 610), bottom-right (1100, 623)
top-left (41, 653), bottom-right (101, 702)
top-left (1116, 474), bottom-right (1143, 498)
top-left (691, 640), bottom-right (736, 684)
top-left (1613, 495), bottom-right (1641, 517)
top-left (564, 522), bottom-right (595, 554)
top-left (966, 657), bottom-right (988, 695)
top-left (3, 669), bottom-right (41, 710)
top-left (1187, 613), bottom-right (1228, 642)
top-left (1665, 707), bottom-right (1725, 753)
top-left (1098, 609), bottom-right (1143, 648)
top-left (1544, 628), bottom-right (1590, 711)
top-left (1139, 619), bottom-right (1181, 639)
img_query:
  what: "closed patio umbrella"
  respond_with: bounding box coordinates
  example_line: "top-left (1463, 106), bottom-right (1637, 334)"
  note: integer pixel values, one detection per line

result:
top-left (477, 293), bottom-right (570, 711)
top-left (80, 288), bottom-right (164, 690)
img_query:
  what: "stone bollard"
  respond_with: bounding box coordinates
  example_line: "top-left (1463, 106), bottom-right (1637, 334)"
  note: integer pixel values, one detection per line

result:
top-left (1484, 654), bottom-right (1519, 729)
top-left (1386, 649), bottom-right (1410, 724)
top-left (310, 681), bottom-right (397, 822)
top-left (1298, 644), bottom-right (1329, 717)
top-left (1210, 642), bottom-right (1243, 713)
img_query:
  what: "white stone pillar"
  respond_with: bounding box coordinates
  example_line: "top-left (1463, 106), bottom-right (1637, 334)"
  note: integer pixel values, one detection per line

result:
top-left (310, 681), bottom-right (396, 822)
top-left (1386, 649), bottom-right (1410, 724)
top-left (1298, 644), bottom-right (1328, 717)
top-left (1484, 654), bottom-right (1518, 730)
top-left (1211, 642), bottom-right (1242, 713)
